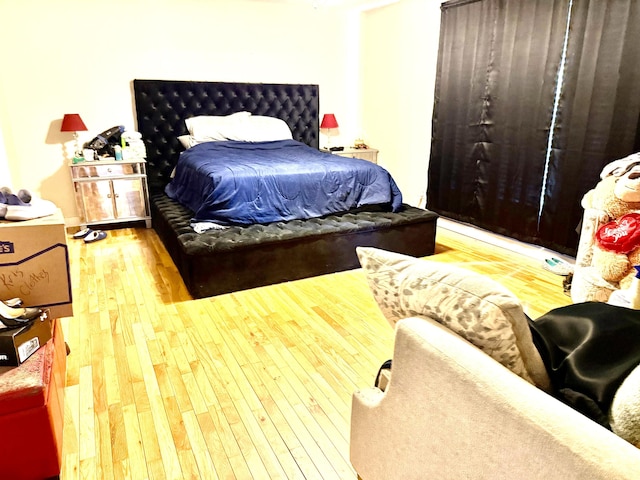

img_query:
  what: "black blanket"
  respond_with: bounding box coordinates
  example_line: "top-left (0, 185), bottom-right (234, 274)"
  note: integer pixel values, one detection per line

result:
top-left (529, 302), bottom-right (640, 428)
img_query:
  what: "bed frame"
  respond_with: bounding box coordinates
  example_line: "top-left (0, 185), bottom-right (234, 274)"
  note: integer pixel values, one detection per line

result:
top-left (133, 79), bottom-right (438, 298)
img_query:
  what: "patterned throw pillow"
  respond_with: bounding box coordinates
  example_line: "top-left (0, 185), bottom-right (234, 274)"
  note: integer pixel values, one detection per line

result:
top-left (356, 247), bottom-right (551, 390)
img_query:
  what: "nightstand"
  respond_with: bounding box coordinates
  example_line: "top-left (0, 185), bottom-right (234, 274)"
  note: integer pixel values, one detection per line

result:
top-left (70, 158), bottom-right (151, 228)
top-left (324, 147), bottom-right (379, 164)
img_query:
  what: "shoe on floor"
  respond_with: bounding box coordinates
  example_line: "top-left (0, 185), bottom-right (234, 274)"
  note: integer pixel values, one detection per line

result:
top-left (542, 257), bottom-right (574, 276)
top-left (84, 230), bottom-right (107, 243)
top-left (73, 227), bottom-right (93, 239)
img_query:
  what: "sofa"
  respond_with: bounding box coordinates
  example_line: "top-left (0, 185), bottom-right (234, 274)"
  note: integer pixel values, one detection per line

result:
top-left (350, 247), bottom-right (640, 480)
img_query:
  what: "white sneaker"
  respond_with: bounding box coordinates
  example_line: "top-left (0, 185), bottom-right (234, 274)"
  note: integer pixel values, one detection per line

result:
top-left (542, 257), bottom-right (574, 276)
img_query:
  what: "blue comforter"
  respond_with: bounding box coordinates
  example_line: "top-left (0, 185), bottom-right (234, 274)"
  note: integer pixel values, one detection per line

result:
top-left (165, 140), bottom-right (403, 225)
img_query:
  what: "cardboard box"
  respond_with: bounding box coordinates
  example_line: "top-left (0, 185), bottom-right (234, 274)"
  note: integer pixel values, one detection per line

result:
top-left (0, 209), bottom-right (73, 318)
top-left (0, 309), bottom-right (52, 366)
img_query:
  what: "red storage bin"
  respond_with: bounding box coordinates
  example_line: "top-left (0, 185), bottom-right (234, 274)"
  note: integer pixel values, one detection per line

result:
top-left (0, 319), bottom-right (66, 479)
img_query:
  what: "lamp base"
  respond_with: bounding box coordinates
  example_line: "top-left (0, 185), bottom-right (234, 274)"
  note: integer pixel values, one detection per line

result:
top-left (323, 133), bottom-right (339, 151)
top-left (73, 133), bottom-right (83, 163)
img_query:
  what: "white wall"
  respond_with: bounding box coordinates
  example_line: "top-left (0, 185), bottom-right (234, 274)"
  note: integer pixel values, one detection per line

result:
top-left (0, 0), bottom-right (441, 223)
top-left (0, 128), bottom-right (10, 189)
top-left (360, 0), bottom-right (441, 207)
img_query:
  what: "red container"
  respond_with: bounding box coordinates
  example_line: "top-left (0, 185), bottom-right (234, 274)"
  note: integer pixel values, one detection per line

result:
top-left (0, 318), bottom-right (66, 479)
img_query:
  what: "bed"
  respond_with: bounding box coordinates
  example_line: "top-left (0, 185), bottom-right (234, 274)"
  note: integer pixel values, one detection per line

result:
top-left (133, 79), bottom-right (438, 298)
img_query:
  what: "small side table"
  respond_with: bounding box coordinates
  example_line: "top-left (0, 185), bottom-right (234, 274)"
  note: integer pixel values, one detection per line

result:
top-left (70, 157), bottom-right (152, 228)
top-left (323, 147), bottom-right (379, 164)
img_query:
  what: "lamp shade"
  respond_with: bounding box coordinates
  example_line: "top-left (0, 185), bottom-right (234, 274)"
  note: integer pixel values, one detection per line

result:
top-left (320, 113), bottom-right (339, 129)
top-left (60, 114), bottom-right (88, 132)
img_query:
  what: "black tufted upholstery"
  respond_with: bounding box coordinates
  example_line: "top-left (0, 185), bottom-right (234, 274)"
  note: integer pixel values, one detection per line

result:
top-left (151, 193), bottom-right (438, 298)
top-left (132, 79), bottom-right (438, 298)
top-left (133, 79), bottom-right (319, 192)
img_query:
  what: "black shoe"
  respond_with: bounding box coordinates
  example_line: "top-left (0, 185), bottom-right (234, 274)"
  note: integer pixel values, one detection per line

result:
top-left (2, 298), bottom-right (23, 308)
top-left (0, 301), bottom-right (41, 328)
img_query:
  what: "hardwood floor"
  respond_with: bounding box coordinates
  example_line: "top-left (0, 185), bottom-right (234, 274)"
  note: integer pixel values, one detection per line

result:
top-left (60, 226), bottom-right (571, 479)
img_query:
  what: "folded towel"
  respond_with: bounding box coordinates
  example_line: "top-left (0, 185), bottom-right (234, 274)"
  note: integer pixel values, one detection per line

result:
top-left (122, 131), bottom-right (142, 141)
top-left (4, 197), bottom-right (57, 221)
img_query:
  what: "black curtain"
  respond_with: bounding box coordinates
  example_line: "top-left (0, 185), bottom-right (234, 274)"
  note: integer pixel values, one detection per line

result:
top-left (428, 0), bottom-right (640, 256)
top-left (538, 0), bottom-right (640, 251)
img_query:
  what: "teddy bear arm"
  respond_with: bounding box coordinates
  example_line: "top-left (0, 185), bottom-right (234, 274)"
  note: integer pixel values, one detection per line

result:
top-left (620, 250), bottom-right (640, 290)
top-left (593, 249), bottom-right (632, 283)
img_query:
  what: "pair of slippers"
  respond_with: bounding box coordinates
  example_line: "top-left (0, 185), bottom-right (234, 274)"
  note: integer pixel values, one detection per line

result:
top-left (543, 257), bottom-right (574, 276)
top-left (73, 228), bottom-right (107, 243)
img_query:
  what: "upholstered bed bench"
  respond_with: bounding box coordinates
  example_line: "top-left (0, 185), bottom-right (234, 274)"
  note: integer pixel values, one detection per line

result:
top-left (151, 193), bottom-right (438, 298)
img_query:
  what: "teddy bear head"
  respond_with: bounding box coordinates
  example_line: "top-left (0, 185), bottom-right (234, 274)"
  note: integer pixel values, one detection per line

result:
top-left (613, 162), bottom-right (640, 203)
top-left (584, 156), bottom-right (640, 218)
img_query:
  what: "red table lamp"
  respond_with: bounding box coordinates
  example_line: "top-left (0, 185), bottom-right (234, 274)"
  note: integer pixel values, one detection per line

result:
top-left (60, 114), bottom-right (88, 160)
top-left (320, 113), bottom-right (339, 149)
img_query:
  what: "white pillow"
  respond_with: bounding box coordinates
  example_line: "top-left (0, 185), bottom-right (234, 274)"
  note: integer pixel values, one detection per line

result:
top-left (185, 111), bottom-right (251, 141)
top-left (356, 246), bottom-right (552, 390)
top-left (184, 112), bottom-right (292, 143)
top-left (177, 135), bottom-right (193, 149)
top-left (223, 115), bottom-right (293, 142)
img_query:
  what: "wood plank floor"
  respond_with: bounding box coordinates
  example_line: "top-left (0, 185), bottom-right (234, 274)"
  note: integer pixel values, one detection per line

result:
top-left (60, 226), bottom-right (571, 479)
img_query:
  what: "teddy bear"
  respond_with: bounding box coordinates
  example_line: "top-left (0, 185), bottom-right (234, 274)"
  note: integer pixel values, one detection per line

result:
top-left (580, 154), bottom-right (640, 290)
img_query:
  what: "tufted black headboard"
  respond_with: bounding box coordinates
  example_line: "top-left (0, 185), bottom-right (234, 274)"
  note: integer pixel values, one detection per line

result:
top-left (133, 79), bottom-right (320, 192)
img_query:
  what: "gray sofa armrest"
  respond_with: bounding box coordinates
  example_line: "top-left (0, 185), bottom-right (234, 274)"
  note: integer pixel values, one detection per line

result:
top-left (350, 317), bottom-right (640, 480)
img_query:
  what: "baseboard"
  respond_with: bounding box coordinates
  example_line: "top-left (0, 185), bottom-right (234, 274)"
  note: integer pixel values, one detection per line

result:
top-left (438, 218), bottom-right (575, 264)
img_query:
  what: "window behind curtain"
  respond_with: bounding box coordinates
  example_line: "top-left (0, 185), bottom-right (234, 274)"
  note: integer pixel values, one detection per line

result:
top-left (538, 0), bottom-right (640, 251)
top-left (427, 0), bottom-right (640, 256)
